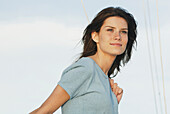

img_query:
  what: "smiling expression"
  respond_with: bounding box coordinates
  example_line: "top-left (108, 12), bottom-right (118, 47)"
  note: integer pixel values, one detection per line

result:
top-left (92, 16), bottom-right (128, 57)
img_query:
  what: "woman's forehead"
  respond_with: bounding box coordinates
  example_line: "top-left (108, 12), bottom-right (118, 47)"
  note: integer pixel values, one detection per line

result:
top-left (102, 16), bottom-right (128, 28)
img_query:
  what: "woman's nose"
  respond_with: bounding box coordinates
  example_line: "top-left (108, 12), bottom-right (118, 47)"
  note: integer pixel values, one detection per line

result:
top-left (114, 31), bottom-right (121, 40)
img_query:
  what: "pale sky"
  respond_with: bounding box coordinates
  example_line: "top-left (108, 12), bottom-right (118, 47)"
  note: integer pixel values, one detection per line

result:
top-left (0, 0), bottom-right (170, 114)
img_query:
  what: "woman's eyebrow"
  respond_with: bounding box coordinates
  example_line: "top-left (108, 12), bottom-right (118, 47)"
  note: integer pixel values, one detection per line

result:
top-left (104, 26), bottom-right (128, 30)
top-left (104, 26), bottom-right (114, 28)
top-left (121, 28), bottom-right (128, 30)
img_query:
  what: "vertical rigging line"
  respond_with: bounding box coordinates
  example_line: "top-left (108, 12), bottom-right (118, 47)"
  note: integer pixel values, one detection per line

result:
top-left (142, 0), bottom-right (158, 114)
top-left (146, 0), bottom-right (163, 113)
top-left (155, 0), bottom-right (167, 114)
top-left (74, 0), bottom-right (90, 59)
top-left (75, 0), bottom-right (90, 48)
top-left (81, 0), bottom-right (90, 23)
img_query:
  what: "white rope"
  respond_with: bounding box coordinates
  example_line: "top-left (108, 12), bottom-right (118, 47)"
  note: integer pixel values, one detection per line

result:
top-left (142, 0), bottom-right (158, 113)
top-left (155, 0), bottom-right (167, 114)
top-left (146, 0), bottom-right (163, 113)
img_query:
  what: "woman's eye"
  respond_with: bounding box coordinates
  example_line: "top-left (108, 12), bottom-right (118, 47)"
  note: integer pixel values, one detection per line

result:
top-left (121, 31), bottom-right (128, 34)
top-left (107, 29), bottom-right (113, 32)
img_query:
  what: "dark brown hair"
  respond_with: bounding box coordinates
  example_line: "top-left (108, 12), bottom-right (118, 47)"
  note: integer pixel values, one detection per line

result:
top-left (79, 7), bottom-right (137, 78)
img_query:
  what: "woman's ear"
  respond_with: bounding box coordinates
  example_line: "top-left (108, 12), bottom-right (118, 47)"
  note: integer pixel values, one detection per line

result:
top-left (91, 32), bottom-right (99, 43)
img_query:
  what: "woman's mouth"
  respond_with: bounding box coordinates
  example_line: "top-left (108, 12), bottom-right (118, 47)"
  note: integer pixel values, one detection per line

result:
top-left (110, 43), bottom-right (122, 46)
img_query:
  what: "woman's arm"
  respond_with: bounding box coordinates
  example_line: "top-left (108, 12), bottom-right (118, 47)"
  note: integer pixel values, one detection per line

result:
top-left (30, 85), bottom-right (70, 114)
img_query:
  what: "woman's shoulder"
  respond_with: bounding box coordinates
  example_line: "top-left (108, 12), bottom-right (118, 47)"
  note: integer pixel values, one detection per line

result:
top-left (76, 57), bottom-right (95, 67)
top-left (62, 57), bottom-right (94, 74)
top-left (58, 57), bottom-right (95, 99)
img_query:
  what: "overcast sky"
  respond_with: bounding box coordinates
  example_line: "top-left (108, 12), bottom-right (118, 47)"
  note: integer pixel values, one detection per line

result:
top-left (0, 0), bottom-right (170, 114)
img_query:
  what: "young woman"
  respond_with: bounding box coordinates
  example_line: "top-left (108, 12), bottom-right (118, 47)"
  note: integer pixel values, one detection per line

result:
top-left (30, 7), bottom-right (137, 114)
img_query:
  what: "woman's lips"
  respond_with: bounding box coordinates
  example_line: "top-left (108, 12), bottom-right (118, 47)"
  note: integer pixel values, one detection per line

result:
top-left (110, 43), bottom-right (122, 46)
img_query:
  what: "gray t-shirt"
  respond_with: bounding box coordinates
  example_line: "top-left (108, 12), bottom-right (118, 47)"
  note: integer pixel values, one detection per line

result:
top-left (58, 57), bottom-right (118, 114)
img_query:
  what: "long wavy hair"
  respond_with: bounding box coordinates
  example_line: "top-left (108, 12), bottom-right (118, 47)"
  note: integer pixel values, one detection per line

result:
top-left (79, 7), bottom-right (137, 78)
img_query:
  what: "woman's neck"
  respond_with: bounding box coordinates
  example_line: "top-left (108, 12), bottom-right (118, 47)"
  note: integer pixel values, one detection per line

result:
top-left (88, 53), bottom-right (116, 75)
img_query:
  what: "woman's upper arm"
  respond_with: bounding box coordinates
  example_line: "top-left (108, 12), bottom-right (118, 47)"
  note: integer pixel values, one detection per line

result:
top-left (31, 85), bottom-right (70, 114)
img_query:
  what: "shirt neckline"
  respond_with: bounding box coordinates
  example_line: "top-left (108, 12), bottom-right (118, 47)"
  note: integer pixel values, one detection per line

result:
top-left (84, 57), bottom-right (108, 79)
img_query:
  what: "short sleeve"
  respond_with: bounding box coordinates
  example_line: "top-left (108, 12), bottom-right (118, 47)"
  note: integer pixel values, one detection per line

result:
top-left (58, 63), bottom-right (92, 99)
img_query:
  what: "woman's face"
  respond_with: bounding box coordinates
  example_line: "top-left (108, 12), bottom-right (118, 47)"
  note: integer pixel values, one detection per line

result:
top-left (92, 16), bottom-right (128, 57)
